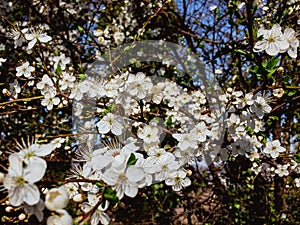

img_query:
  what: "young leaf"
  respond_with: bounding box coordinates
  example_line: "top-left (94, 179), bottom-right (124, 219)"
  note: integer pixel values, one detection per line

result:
top-left (127, 153), bottom-right (137, 165)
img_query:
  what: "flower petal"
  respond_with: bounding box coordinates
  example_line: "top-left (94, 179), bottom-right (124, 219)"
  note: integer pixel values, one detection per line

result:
top-left (266, 42), bottom-right (279, 56)
top-left (124, 184), bottom-right (138, 198)
top-left (23, 184), bottom-right (40, 205)
top-left (8, 153), bottom-right (23, 176)
top-left (126, 166), bottom-right (144, 182)
top-left (38, 34), bottom-right (52, 43)
top-left (97, 120), bottom-right (110, 134)
top-left (33, 143), bottom-right (55, 156)
top-left (24, 161), bottom-right (46, 183)
top-left (9, 186), bottom-right (24, 206)
top-left (28, 39), bottom-right (37, 49)
top-left (288, 47), bottom-right (298, 58)
top-left (253, 41), bottom-right (267, 52)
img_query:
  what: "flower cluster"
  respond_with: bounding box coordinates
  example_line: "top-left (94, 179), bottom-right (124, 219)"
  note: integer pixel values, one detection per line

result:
top-left (0, 1), bottom-right (299, 224)
top-left (2, 141), bottom-right (55, 210)
top-left (254, 23), bottom-right (299, 58)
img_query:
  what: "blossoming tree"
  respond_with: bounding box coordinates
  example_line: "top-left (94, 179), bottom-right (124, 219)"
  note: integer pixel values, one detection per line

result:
top-left (0, 0), bottom-right (299, 224)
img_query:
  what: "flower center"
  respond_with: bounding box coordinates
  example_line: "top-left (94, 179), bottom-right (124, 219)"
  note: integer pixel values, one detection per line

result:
top-left (162, 164), bottom-right (168, 170)
top-left (268, 35), bottom-right (275, 43)
top-left (174, 176), bottom-right (181, 183)
top-left (107, 118), bottom-right (113, 125)
top-left (25, 150), bottom-right (35, 159)
top-left (118, 173), bottom-right (127, 182)
top-left (15, 176), bottom-right (26, 187)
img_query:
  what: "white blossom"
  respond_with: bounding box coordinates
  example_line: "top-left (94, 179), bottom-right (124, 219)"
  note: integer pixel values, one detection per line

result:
top-left (96, 113), bottom-right (123, 136)
top-left (25, 28), bottom-right (52, 49)
top-left (45, 186), bottom-right (69, 211)
top-left (81, 194), bottom-right (110, 225)
top-left (53, 54), bottom-right (71, 71)
top-left (165, 170), bottom-right (191, 191)
top-left (137, 125), bottom-right (159, 144)
top-left (59, 72), bottom-right (75, 90)
top-left (282, 27), bottom-right (299, 58)
top-left (273, 88), bottom-right (284, 98)
top-left (46, 209), bottom-right (73, 225)
top-left (102, 163), bottom-right (145, 199)
top-left (264, 140), bottom-right (286, 158)
top-left (3, 154), bottom-right (44, 206)
top-left (16, 62), bottom-right (35, 78)
top-left (173, 132), bottom-right (198, 150)
top-left (250, 96), bottom-right (272, 119)
top-left (275, 164), bottom-right (289, 177)
top-left (253, 24), bottom-right (289, 56)
top-left (23, 199), bottom-right (45, 222)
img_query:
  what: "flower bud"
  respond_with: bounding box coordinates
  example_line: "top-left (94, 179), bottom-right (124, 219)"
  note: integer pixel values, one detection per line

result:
top-left (73, 194), bottom-right (83, 203)
top-left (18, 213), bottom-right (26, 221)
top-left (5, 206), bottom-right (14, 213)
top-left (45, 187), bottom-right (69, 211)
top-left (47, 209), bottom-right (73, 225)
top-left (0, 172), bottom-right (4, 183)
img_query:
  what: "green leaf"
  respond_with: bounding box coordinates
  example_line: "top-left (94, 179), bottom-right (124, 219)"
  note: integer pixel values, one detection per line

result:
top-left (234, 49), bottom-right (247, 55)
top-left (287, 90), bottom-right (297, 96)
top-left (164, 144), bottom-right (171, 150)
top-left (262, 61), bottom-right (267, 68)
top-left (107, 104), bottom-right (115, 112)
top-left (294, 154), bottom-right (300, 163)
top-left (95, 182), bottom-right (104, 188)
top-left (234, 203), bottom-right (241, 209)
top-left (103, 187), bottom-right (119, 204)
top-left (266, 57), bottom-right (280, 70)
top-left (269, 116), bottom-right (279, 121)
top-left (78, 74), bottom-right (86, 80)
top-left (164, 116), bottom-right (173, 127)
top-left (127, 153), bottom-right (137, 165)
top-left (78, 25), bottom-right (84, 33)
top-left (55, 63), bottom-right (62, 74)
top-left (282, 75), bottom-right (291, 85)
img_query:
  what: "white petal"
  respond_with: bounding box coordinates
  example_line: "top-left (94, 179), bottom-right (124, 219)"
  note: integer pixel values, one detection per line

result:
top-left (126, 166), bottom-right (144, 182)
top-left (25, 33), bottom-right (34, 40)
top-left (111, 122), bottom-right (123, 135)
top-left (38, 34), bottom-right (52, 43)
top-left (172, 133), bottom-right (183, 141)
top-left (283, 28), bottom-right (295, 39)
top-left (172, 184), bottom-right (182, 191)
top-left (279, 40), bottom-right (289, 51)
top-left (9, 186), bottom-right (24, 206)
top-left (99, 213), bottom-right (110, 225)
top-left (178, 141), bottom-right (190, 150)
top-left (97, 120), bottom-right (110, 134)
top-left (24, 161), bottom-right (46, 183)
top-left (8, 153), bottom-right (23, 176)
top-left (47, 103), bottom-right (54, 110)
top-left (23, 184), bottom-right (40, 205)
top-left (81, 202), bottom-right (92, 213)
top-left (290, 39), bottom-right (299, 48)
top-left (102, 170), bottom-right (118, 185)
top-left (124, 184), bottom-right (138, 197)
top-left (34, 143), bottom-right (54, 156)
top-left (266, 43), bottom-right (279, 56)
top-left (53, 97), bottom-right (60, 105)
top-left (28, 39), bottom-right (37, 49)
top-left (288, 47), bottom-right (298, 58)
top-left (165, 178), bottom-right (175, 186)
top-left (253, 41), bottom-right (267, 52)
top-left (271, 24), bottom-right (282, 37)
top-left (181, 177), bottom-right (191, 187)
